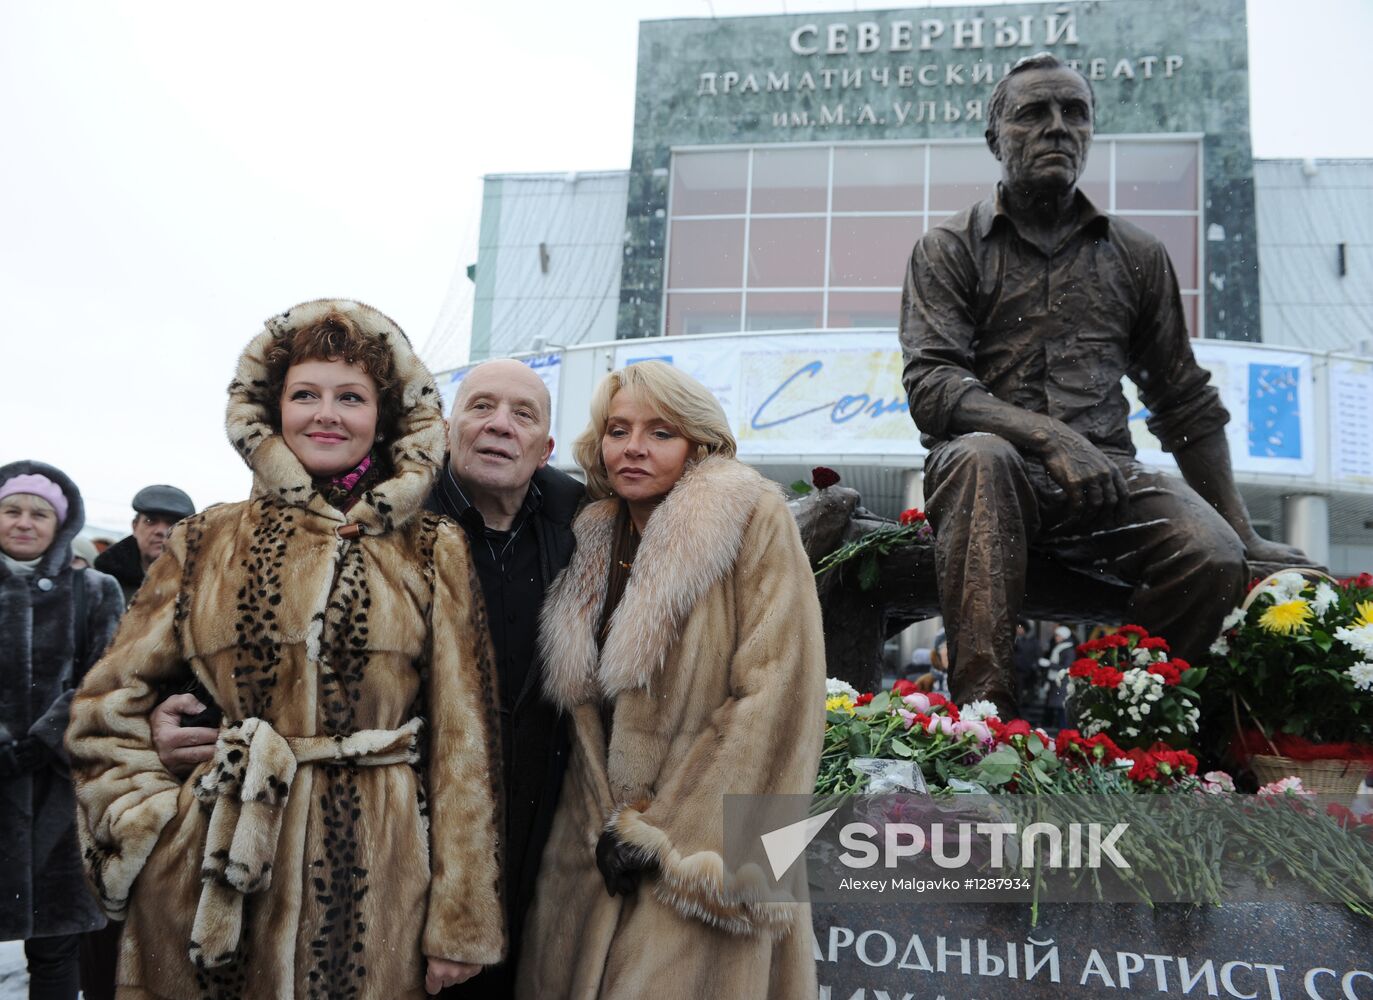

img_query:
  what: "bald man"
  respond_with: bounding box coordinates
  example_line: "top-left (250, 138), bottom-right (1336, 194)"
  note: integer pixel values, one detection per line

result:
top-left (424, 359), bottom-right (584, 999)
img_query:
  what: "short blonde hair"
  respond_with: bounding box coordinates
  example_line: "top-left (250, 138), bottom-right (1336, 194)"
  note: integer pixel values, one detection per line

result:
top-left (0, 493), bottom-right (56, 516)
top-left (573, 361), bottom-right (736, 499)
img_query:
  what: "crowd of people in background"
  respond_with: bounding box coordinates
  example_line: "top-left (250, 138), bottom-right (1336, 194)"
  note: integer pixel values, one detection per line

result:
top-left (897, 618), bottom-right (1090, 731)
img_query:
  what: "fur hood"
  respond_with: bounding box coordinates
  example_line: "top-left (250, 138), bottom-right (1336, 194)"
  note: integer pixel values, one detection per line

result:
top-left (539, 456), bottom-right (776, 709)
top-left (0, 459), bottom-right (86, 580)
top-left (225, 299), bottom-right (447, 534)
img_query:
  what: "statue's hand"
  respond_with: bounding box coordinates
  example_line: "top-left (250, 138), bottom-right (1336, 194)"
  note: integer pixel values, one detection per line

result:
top-left (1242, 534), bottom-right (1312, 567)
top-left (1036, 424), bottom-right (1130, 526)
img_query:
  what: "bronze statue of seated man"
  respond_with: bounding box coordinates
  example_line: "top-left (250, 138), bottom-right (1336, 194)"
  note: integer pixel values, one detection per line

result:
top-left (899, 53), bottom-right (1306, 719)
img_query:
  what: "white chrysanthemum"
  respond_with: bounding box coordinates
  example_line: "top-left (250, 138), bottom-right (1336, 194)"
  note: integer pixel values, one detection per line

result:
top-left (1312, 582), bottom-right (1339, 618)
top-left (959, 699), bottom-right (999, 722)
top-left (1261, 571), bottom-right (1308, 604)
top-left (825, 678), bottom-right (860, 700)
top-left (1209, 636), bottom-right (1230, 657)
top-left (1081, 718), bottom-right (1108, 737)
top-left (1335, 623), bottom-right (1373, 659)
top-left (1132, 647), bottom-right (1152, 666)
top-left (1124, 726), bottom-right (1140, 737)
top-left (1220, 607), bottom-right (1246, 631)
top-left (1348, 662), bottom-right (1373, 693)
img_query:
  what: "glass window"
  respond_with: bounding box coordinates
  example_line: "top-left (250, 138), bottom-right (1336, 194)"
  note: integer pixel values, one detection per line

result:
top-left (664, 138), bottom-right (1201, 334)
top-left (671, 151), bottom-right (747, 215)
top-left (829, 217), bottom-right (923, 287)
top-left (832, 146), bottom-right (923, 212)
top-left (1078, 141), bottom-right (1111, 208)
top-left (1180, 293), bottom-right (1200, 339)
top-left (928, 144), bottom-right (1000, 211)
top-left (667, 218), bottom-right (744, 288)
top-left (745, 292), bottom-right (824, 331)
top-left (1115, 141), bottom-right (1199, 211)
top-left (751, 148), bottom-right (828, 214)
top-left (1119, 214), bottom-right (1199, 290)
top-left (748, 217), bottom-right (826, 287)
top-left (665, 293), bottom-right (742, 336)
top-left (827, 290), bottom-right (902, 329)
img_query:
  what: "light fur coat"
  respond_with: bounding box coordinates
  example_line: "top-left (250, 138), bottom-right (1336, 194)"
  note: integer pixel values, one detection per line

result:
top-left (66, 300), bottom-right (505, 999)
top-left (516, 456), bottom-right (825, 1000)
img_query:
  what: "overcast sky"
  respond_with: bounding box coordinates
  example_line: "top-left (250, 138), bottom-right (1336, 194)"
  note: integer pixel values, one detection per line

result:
top-left (2, 0), bottom-right (1369, 533)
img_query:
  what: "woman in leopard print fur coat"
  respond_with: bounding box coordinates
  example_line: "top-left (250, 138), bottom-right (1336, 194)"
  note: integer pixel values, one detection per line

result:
top-left (67, 300), bottom-right (504, 999)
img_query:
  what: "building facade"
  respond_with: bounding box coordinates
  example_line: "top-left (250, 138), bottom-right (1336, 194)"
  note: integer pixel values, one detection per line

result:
top-left (452, 0), bottom-right (1373, 574)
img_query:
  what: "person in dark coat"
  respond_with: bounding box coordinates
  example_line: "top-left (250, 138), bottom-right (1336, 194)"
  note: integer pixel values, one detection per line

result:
top-left (1, 460), bottom-right (123, 999)
top-left (424, 359), bottom-right (581, 1000)
top-left (92, 484), bottom-right (195, 606)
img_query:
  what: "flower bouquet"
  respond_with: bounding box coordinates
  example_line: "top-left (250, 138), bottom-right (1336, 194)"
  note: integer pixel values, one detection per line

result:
top-left (1067, 624), bottom-right (1204, 749)
top-left (813, 508), bottom-right (933, 591)
top-left (819, 678), bottom-right (1373, 919)
top-left (1204, 570), bottom-right (1373, 793)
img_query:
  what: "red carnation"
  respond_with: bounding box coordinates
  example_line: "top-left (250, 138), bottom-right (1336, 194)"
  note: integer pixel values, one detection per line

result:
top-left (811, 466), bottom-right (841, 489)
top-left (1068, 658), bottom-right (1096, 679)
top-left (1055, 729), bottom-right (1084, 757)
top-left (1118, 624), bottom-right (1149, 640)
top-left (898, 508), bottom-right (927, 526)
top-left (855, 692), bottom-right (874, 706)
top-left (1138, 636), bottom-right (1170, 653)
top-left (1088, 733), bottom-right (1127, 762)
top-left (1102, 634), bottom-right (1130, 648)
top-left (1148, 662), bottom-right (1181, 686)
top-left (1128, 753), bottom-right (1160, 783)
top-left (996, 719), bottom-right (1033, 743)
top-left (1170, 657), bottom-right (1190, 673)
top-left (1077, 639), bottom-right (1102, 655)
top-left (1339, 572), bottom-right (1373, 589)
top-left (1091, 667), bottom-right (1125, 689)
top-left (892, 679), bottom-right (919, 697)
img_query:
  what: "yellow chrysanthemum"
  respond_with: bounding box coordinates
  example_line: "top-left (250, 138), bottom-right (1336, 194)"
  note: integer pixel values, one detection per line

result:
top-left (1258, 598), bottom-right (1314, 635)
top-left (825, 695), bottom-right (856, 715)
top-left (1356, 600), bottom-right (1373, 628)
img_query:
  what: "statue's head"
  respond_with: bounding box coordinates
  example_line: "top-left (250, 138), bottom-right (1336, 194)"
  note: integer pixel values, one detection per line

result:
top-left (985, 52), bottom-right (1096, 198)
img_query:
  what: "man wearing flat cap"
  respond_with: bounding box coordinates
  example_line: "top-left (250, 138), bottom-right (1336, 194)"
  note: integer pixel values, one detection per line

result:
top-left (93, 484), bottom-right (195, 606)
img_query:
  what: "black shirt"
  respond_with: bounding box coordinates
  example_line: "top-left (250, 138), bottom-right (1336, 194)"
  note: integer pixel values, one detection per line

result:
top-left (430, 466), bottom-right (543, 723)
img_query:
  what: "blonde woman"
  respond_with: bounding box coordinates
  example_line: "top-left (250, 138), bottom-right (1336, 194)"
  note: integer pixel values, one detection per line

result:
top-left (518, 361), bottom-right (824, 999)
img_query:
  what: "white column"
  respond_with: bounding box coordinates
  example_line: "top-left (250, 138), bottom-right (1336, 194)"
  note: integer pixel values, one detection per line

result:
top-left (1282, 494), bottom-right (1330, 568)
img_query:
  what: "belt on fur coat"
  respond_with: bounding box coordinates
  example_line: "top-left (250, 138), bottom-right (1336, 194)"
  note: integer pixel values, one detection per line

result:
top-left (188, 716), bottom-right (423, 969)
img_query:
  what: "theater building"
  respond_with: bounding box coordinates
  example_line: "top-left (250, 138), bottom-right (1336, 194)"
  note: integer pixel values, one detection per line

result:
top-left (441, 0), bottom-right (1373, 574)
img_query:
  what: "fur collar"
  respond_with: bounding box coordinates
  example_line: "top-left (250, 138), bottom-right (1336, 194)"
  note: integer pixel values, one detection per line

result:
top-left (224, 299), bottom-right (446, 535)
top-left (539, 456), bottom-right (774, 709)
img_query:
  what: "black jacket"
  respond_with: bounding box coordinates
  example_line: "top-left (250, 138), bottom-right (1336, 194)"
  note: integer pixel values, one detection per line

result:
top-left (429, 463), bottom-right (582, 999)
top-left (92, 534), bottom-right (144, 606)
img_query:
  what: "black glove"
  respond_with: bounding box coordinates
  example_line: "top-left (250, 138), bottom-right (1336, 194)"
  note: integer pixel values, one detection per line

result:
top-left (0, 737), bottom-right (49, 779)
top-left (595, 829), bottom-right (657, 898)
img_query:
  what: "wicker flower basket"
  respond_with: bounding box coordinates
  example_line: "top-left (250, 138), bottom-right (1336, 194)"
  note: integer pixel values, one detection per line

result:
top-left (1248, 753), bottom-right (1371, 797)
top-left (1233, 568), bottom-right (1373, 796)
